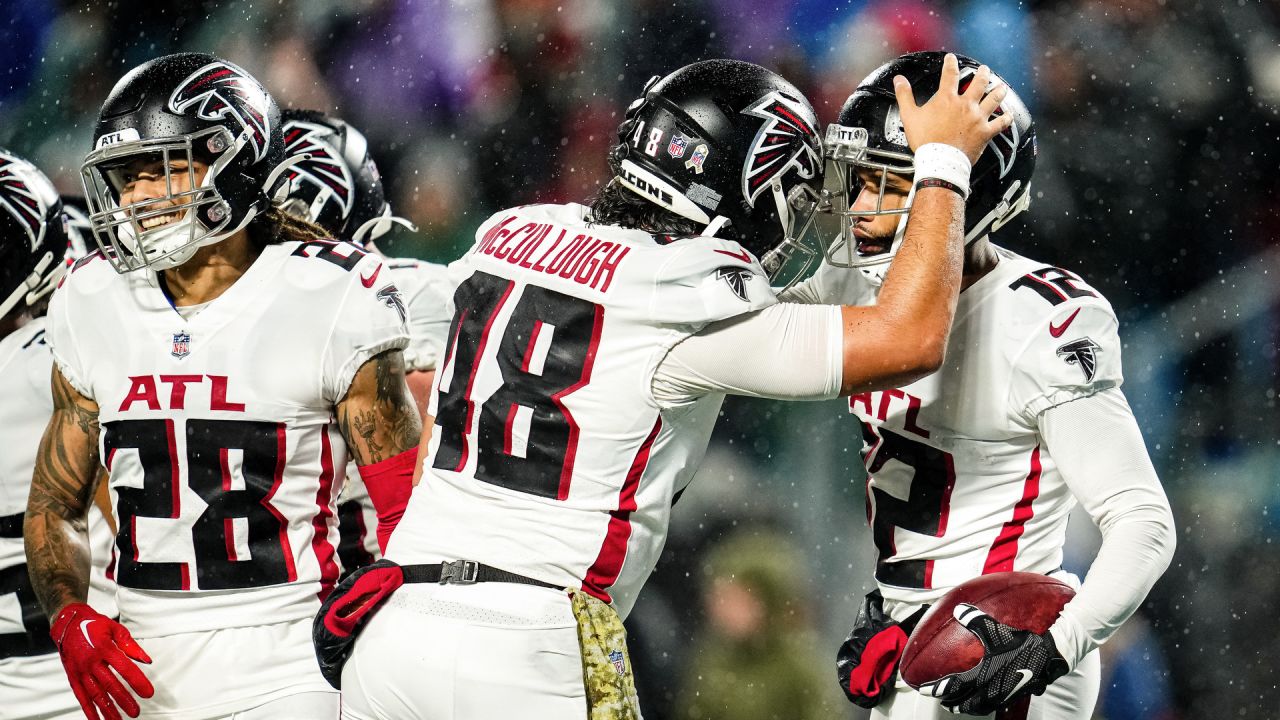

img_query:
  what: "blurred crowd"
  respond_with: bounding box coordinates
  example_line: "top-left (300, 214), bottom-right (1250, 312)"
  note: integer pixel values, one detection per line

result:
top-left (3, 0), bottom-right (1279, 717)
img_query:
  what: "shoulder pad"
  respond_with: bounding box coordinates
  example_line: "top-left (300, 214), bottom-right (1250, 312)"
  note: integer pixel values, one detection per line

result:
top-left (647, 237), bottom-right (776, 326)
top-left (60, 250), bottom-right (120, 296)
top-left (1002, 261), bottom-right (1115, 339)
top-left (285, 239), bottom-right (383, 290)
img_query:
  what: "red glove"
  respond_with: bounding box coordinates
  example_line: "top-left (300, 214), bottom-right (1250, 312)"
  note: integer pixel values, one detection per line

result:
top-left (51, 603), bottom-right (154, 720)
top-left (313, 559), bottom-right (405, 688)
top-left (836, 590), bottom-right (928, 708)
top-left (359, 447), bottom-right (417, 552)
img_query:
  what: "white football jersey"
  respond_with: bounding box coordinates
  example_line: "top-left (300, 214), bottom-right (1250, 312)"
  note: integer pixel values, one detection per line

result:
top-left (387, 202), bottom-right (776, 618)
top-left (386, 256), bottom-right (454, 373)
top-left (335, 255), bottom-right (453, 573)
top-left (46, 240), bottom-right (409, 639)
top-left (0, 316), bottom-right (116, 718)
top-left (846, 247), bottom-right (1123, 605)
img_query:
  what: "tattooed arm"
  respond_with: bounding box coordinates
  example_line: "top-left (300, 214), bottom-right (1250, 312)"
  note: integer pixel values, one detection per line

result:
top-left (337, 349), bottom-right (423, 465)
top-left (24, 365), bottom-right (101, 618)
top-left (337, 349), bottom-right (422, 551)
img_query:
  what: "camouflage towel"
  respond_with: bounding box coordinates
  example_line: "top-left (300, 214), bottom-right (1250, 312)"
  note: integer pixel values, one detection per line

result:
top-left (568, 588), bottom-right (642, 720)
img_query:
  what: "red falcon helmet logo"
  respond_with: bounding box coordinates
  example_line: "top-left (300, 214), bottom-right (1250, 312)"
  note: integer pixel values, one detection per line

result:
top-left (0, 152), bottom-right (51, 250)
top-left (168, 61), bottom-right (272, 162)
top-left (282, 120), bottom-right (354, 219)
top-left (741, 91), bottom-right (821, 208)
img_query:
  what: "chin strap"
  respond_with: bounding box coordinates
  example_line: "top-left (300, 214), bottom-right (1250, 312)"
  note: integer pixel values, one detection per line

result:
top-left (0, 250), bottom-right (63, 319)
top-left (702, 216), bottom-right (730, 237)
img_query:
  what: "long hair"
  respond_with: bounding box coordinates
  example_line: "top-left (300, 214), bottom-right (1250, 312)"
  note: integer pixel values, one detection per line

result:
top-left (586, 176), bottom-right (702, 238)
top-left (248, 205), bottom-right (330, 248)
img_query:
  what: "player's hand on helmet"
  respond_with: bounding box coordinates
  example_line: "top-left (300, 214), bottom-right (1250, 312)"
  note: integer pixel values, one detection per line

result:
top-left (918, 603), bottom-right (1069, 716)
top-left (894, 53), bottom-right (1014, 164)
top-left (51, 603), bottom-right (154, 720)
top-left (836, 590), bottom-right (928, 708)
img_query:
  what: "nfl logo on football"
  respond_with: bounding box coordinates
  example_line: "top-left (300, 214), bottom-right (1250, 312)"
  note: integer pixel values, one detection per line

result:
top-left (608, 649), bottom-right (626, 676)
top-left (667, 134), bottom-right (688, 159)
top-left (171, 331), bottom-right (191, 359)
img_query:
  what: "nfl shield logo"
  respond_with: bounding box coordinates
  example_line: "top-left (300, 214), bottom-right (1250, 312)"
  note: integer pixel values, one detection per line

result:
top-left (667, 134), bottom-right (688, 159)
top-left (171, 331), bottom-right (190, 359)
top-left (608, 650), bottom-right (626, 676)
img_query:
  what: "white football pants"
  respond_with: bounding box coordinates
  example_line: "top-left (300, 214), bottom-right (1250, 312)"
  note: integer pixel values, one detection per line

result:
top-left (341, 582), bottom-right (588, 720)
top-left (134, 616), bottom-right (338, 719)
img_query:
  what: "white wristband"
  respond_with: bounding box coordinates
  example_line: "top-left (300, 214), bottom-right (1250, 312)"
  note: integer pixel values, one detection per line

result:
top-left (914, 143), bottom-right (972, 198)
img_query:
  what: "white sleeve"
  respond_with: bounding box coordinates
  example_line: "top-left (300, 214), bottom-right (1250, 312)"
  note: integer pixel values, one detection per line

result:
top-left (1040, 387), bottom-right (1176, 670)
top-left (319, 255), bottom-right (412, 403)
top-left (400, 263), bottom-right (454, 372)
top-left (45, 284), bottom-right (94, 399)
top-left (1008, 303), bottom-right (1124, 426)
top-left (652, 303), bottom-right (843, 407)
top-left (777, 260), bottom-right (877, 306)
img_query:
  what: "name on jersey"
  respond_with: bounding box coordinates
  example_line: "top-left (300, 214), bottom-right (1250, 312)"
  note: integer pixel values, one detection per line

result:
top-left (475, 216), bottom-right (631, 293)
top-left (850, 389), bottom-right (930, 439)
top-left (119, 374), bottom-right (246, 413)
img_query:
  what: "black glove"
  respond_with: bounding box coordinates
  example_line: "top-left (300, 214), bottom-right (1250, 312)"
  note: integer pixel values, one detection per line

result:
top-left (836, 590), bottom-right (928, 708)
top-left (918, 603), bottom-right (1070, 716)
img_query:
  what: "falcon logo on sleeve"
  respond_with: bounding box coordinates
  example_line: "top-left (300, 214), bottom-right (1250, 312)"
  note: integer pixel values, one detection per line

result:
top-left (740, 91), bottom-right (821, 208)
top-left (377, 284), bottom-right (407, 323)
top-left (1056, 337), bottom-right (1100, 381)
top-left (715, 266), bottom-right (754, 302)
top-left (169, 61), bottom-right (272, 161)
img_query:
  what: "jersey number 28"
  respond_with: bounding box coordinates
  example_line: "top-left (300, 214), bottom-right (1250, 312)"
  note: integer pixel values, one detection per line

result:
top-left (103, 419), bottom-right (293, 591)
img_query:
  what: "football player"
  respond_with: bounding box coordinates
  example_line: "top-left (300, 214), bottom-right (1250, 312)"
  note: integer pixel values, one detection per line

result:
top-left (790, 52), bottom-right (1176, 718)
top-left (23, 53), bottom-right (422, 720)
top-left (0, 152), bottom-right (117, 719)
top-left (331, 55), bottom-right (1012, 718)
top-left (278, 109), bottom-right (453, 571)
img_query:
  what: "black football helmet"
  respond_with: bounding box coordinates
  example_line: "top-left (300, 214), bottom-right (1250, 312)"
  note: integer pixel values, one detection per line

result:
top-left (80, 53), bottom-right (290, 273)
top-left (609, 59), bottom-right (825, 278)
top-left (279, 109), bottom-right (414, 246)
top-left (824, 51), bottom-right (1036, 285)
top-left (0, 150), bottom-right (69, 319)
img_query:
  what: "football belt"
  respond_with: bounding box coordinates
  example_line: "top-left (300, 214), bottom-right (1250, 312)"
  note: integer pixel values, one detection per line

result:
top-left (400, 559), bottom-right (560, 590)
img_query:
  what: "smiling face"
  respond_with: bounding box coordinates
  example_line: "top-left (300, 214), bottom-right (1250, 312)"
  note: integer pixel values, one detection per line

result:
top-left (111, 154), bottom-right (211, 231)
top-left (847, 165), bottom-right (913, 258)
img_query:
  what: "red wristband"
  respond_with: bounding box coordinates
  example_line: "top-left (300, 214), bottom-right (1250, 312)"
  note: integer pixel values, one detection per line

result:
top-left (358, 447), bottom-right (418, 553)
top-left (916, 177), bottom-right (968, 198)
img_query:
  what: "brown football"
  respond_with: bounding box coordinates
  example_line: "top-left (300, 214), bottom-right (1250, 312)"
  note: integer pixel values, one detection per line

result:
top-left (899, 572), bottom-right (1075, 690)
